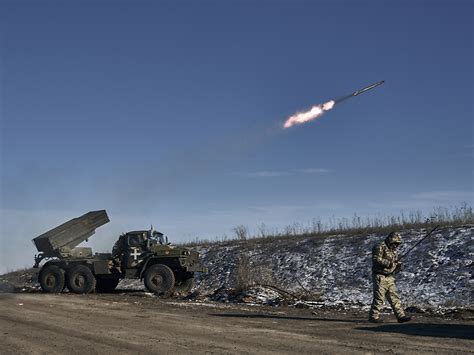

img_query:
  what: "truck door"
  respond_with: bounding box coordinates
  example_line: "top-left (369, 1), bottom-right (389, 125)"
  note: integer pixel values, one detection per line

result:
top-left (125, 234), bottom-right (146, 269)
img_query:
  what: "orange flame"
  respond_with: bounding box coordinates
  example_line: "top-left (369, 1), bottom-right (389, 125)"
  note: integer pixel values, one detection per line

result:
top-left (283, 100), bottom-right (335, 128)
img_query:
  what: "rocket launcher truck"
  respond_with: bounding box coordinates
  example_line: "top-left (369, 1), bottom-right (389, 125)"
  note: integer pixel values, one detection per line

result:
top-left (33, 210), bottom-right (207, 294)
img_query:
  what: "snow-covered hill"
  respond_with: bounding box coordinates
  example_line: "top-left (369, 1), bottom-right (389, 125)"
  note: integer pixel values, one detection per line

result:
top-left (1, 225), bottom-right (471, 311)
top-left (194, 225), bottom-right (473, 308)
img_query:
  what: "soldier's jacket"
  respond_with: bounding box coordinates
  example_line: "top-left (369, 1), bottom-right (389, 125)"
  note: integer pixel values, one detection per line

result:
top-left (112, 238), bottom-right (123, 258)
top-left (372, 240), bottom-right (398, 275)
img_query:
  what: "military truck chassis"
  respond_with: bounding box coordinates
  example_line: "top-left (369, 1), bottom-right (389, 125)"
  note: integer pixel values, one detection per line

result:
top-left (39, 257), bottom-right (197, 295)
top-left (33, 211), bottom-right (206, 295)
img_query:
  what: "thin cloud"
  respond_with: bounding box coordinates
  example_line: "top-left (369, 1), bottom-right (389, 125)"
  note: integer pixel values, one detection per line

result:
top-left (242, 168), bottom-right (331, 178)
top-left (298, 168), bottom-right (331, 174)
top-left (243, 171), bottom-right (290, 178)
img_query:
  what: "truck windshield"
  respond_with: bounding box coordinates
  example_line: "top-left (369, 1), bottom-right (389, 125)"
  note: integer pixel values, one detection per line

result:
top-left (152, 231), bottom-right (165, 245)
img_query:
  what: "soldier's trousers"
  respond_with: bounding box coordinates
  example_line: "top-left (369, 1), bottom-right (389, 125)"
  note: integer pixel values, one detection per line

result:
top-left (369, 274), bottom-right (405, 320)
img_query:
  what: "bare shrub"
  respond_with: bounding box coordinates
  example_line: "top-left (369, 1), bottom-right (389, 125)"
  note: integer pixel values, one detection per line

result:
top-left (311, 218), bottom-right (323, 234)
top-left (233, 225), bottom-right (248, 241)
top-left (257, 223), bottom-right (267, 239)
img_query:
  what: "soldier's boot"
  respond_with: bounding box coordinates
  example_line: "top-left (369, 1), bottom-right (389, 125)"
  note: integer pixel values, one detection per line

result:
top-left (368, 304), bottom-right (383, 323)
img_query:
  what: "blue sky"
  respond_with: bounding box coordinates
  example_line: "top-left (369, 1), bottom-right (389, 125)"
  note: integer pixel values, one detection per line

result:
top-left (1, 1), bottom-right (473, 272)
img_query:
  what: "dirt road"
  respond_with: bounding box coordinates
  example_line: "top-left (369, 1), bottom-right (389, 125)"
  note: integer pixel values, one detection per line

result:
top-left (0, 293), bottom-right (472, 354)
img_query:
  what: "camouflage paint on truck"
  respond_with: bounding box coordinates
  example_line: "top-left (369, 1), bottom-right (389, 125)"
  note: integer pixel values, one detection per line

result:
top-left (32, 210), bottom-right (207, 295)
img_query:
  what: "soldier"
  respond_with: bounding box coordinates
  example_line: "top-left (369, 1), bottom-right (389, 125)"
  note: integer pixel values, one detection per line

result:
top-left (112, 233), bottom-right (126, 259)
top-left (111, 233), bottom-right (129, 272)
top-left (368, 232), bottom-right (411, 323)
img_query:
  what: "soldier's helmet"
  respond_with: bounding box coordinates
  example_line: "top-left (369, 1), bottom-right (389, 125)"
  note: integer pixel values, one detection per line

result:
top-left (386, 232), bottom-right (402, 245)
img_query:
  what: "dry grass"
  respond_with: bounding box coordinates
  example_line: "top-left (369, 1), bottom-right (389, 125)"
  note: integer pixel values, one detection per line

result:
top-left (181, 204), bottom-right (473, 248)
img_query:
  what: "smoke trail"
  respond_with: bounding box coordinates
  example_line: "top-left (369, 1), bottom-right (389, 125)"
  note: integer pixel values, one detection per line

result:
top-left (283, 81), bottom-right (384, 129)
top-left (283, 100), bottom-right (335, 128)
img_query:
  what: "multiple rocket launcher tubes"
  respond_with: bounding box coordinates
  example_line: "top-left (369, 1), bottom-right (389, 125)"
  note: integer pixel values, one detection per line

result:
top-left (283, 80), bottom-right (385, 129)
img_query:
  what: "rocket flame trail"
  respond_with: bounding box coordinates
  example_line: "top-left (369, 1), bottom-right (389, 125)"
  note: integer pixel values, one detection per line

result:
top-left (282, 80), bottom-right (384, 129)
top-left (283, 100), bottom-right (335, 129)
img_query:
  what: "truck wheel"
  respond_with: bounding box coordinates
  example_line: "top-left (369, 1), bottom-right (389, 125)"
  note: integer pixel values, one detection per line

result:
top-left (39, 265), bottom-right (65, 293)
top-left (67, 265), bottom-right (96, 294)
top-left (175, 277), bottom-right (194, 295)
top-left (95, 278), bottom-right (120, 293)
top-left (144, 264), bottom-right (175, 294)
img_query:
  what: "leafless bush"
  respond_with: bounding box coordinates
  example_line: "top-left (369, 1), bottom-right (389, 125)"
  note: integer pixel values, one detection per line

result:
top-left (233, 225), bottom-right (248, 241)
top-left (257, 223), bottom-right (267, 239)
top-left (311, 218), bottom-right (323, 234)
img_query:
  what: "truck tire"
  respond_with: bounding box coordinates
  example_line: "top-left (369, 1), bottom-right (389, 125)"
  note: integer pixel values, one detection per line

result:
top-left (144, 264), bottom-right (175, 294)
top-left (67, 265), bottom-right (96, 294)
top-left (95, 278), bottom-right (120, 293)
top-left (39, 265), bottom-right (65, 293)
top-left (175, 277), bottom-right (194, 295)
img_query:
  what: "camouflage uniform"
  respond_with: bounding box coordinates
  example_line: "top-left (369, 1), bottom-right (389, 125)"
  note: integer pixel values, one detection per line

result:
top-left (369, 232), bottom-right (408, 322)
top-left (112, 234), bottom-right (126, 259)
